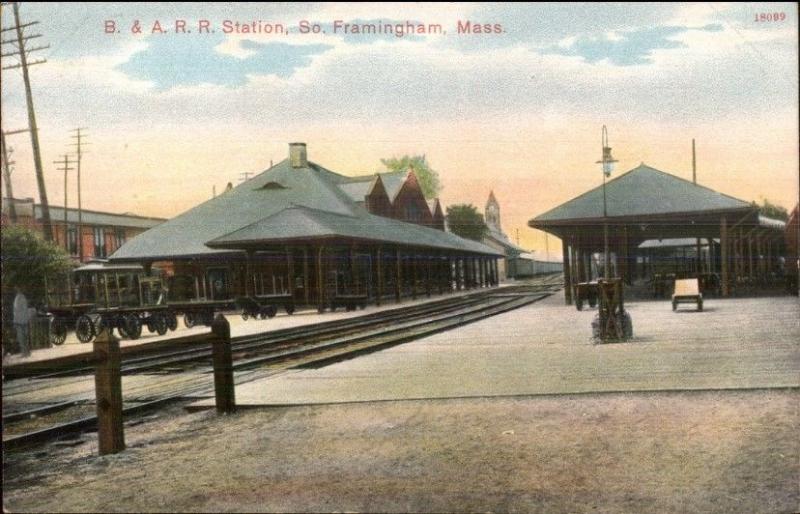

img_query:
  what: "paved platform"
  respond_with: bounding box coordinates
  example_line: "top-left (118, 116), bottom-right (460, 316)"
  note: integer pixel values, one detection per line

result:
top-left (2, 284), bottom-right (511, 367)
top-left (190, 293), bottom-right (800, 407)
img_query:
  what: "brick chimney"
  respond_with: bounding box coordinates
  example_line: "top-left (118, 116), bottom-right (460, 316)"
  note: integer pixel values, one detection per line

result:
top-left (289, 142), bottom-right (307, 168)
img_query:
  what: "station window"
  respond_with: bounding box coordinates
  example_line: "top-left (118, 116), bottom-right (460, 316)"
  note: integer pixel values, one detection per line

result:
top-left (67, 225), bottom-right (78, 256)
top-left (93, 227), bottom-right (106, 257)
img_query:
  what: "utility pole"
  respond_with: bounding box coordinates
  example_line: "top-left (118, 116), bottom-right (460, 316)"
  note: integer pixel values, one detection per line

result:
top-left (1, 130), bottom-right (18, 222)
top-left (70, 128), bottom-right (88, 259)
top-left (53, 154), bottom-right (75, 252)
top-left (238, 172), bottom-right (253, 183)
top-left (2, 3), bottom-right (53, 240)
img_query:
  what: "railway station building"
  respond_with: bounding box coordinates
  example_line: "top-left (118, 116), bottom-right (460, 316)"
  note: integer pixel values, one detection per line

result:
top-left (110, 143), bottom-right (502, 312)
top-left (528, 164), bottom-right (787, 304)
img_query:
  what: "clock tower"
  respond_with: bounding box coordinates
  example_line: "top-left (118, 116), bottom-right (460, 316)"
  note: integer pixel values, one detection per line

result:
top-left (485, 190), bottom-right (501, 233)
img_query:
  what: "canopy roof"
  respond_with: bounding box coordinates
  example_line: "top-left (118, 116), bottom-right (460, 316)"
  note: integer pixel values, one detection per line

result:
top-left (531, 164), bottom-right (753, 226)
top-left (112, 157), bottom-right (500, 261)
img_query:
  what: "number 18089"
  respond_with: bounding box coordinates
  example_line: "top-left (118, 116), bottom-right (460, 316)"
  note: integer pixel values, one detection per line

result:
top-left (754, 12), bottom-right (786, 22)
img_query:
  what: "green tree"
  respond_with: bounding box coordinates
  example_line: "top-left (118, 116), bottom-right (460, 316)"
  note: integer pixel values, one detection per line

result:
top-left (1, 225), bottom-right (74, 306)
top-left (381, 154), bottom-right (441, 198)
top-left (446, 204), bottom-right (488, 241)
top-left (751, 199), bottom-right (789, 221)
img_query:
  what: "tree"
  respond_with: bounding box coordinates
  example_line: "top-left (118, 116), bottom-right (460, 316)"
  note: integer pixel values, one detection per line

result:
top-left (751, 199), bottom-right (789, 221)
top-left (446, 204), bottom-right (488, 241)
top-left (381, 154), bottom-right (441, 198)
top-left (1, 225), bottom-right (73, 306)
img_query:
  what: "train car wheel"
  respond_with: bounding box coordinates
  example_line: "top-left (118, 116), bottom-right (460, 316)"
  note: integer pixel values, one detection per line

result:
top-left (155, 313), bottom-right (168, 335)
top-left (75, 315), bottom-right (95, 343)
top-left (166, 311), bottom-right (178, 331)
top-left (285, 304), bottom-right (295, 315)
top-left (266, 305), bottom-right (277, 318)
top-left (125, 314), bottom-right (142, 340)
top-left (241, 311), bottom-right (250, 321)
top-left (50, 318), bottom-right (67, 345)
top-left (184, 312), bottom-right (196, 328)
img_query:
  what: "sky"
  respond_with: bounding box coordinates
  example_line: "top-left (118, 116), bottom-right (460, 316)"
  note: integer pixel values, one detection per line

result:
top-left (1, 2), bottom-right (798, 258)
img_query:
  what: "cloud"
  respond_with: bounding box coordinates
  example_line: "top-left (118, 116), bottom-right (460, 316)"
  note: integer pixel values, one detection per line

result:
top-left (543, 24), bottom-right (724, 66)
top-left (116, 34), bottom-right (333, 89)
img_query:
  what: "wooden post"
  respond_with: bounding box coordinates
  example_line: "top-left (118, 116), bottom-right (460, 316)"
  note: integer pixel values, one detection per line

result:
top-left (286, 247), bottom-right (295, 299)
top-left (721, 217), bottom-right (728, 296)
top-left (303, 247), bottom-right (310, 305)
top-left (411, 251), bottom-right (418, 300)
top-left (317, 246), bottom-right (325, 312)
top-left (94, 329), bottom-right (124, 455)
top-left (245, 251), bottom-right (253, 297)
top-left (562, 239), bottom-right (573, 304)
top-left (425, 253), bottom-right (432, 297)
top-left (376, 247), bottom-right (383, 306)
top-left (748, 231), bottom-right (754, 281)
top-left (455, 257), bottom-right (463, 291)
top-left (211, 315), bottom-right (235, 414)
top-left (395, 248), bottom-right (402, 302)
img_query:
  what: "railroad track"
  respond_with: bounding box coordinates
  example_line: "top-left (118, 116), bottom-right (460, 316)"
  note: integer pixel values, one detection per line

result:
top-left (3, 276), bottom-right (562, 448)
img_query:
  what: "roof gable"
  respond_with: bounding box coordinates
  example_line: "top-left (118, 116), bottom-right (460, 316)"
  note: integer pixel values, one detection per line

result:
top-left (532, 164), bottom-right (753, 224)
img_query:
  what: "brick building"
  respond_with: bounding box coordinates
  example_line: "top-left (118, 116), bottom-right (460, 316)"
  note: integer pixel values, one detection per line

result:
top-left (1, 197), bottom-right (165, 263)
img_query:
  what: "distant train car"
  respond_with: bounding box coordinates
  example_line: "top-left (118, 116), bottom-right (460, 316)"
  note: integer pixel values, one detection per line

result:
top-left (507, 253), bottom-right (562, 278)
top-left (786, 205), bottom-right (799, 295)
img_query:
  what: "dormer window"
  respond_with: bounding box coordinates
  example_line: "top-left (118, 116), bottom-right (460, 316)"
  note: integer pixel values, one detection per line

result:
top-left (259, 181), bottom-right (288, 190)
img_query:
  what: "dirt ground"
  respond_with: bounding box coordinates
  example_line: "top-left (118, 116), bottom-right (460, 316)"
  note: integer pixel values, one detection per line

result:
top-left (3, 389), bottom-right (798, 513)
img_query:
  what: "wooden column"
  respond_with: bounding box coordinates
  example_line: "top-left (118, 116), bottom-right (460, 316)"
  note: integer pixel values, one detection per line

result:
top-left (245, 251), bottom-right (254, 297)
top-left (286, 247), bottom-right (295, 299)
top-left (721, 217), bottom-right (729, 296)
top-left (317, 246), bottom-right (325, 312)
top-left (411, 251), bottom-right (418, 300)
top-left (456, 257), bottom-right (463, 291)
top-left (376, 248), bottom-right (383, 306)
top-left (748, 231), bottom-right (754, 280)
top-left (425, 253), bottom-right (432, 297)
top-left (437, 254), bottom-right (444, 294)
top-left (395, 248), bottom-right (402, 302)
top-left (94, 329), bottom-right (124, 455)
top-left (562, 239), bottom-right (573, 304)
top-left (303, 247), bottom-right (310, 305)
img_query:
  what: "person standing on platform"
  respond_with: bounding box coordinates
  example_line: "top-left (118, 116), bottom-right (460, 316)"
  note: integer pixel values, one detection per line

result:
top-left (13, 286), bottom-right (32, 357)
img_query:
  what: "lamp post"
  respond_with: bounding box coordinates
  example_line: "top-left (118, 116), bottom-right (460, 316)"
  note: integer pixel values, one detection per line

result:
top-left (595, 126), bottom-right (618, 279)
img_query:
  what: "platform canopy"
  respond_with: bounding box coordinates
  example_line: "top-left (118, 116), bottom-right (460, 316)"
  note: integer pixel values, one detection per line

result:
top-left (528, 164), bottom-right (786, 298)
top-left (112, 154), bottom-right (500, 262)
top-left (529, 164), bottom-right (764, 243)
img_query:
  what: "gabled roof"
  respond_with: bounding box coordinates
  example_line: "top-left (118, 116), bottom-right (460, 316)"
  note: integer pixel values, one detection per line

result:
top-left (112, 155), bottom-right (500, 261)
top-left (531, 164), bottom-right (753, 225)
top-left (112, 158), bottom-right (362, 260)
top-left (379, 170), bottom-right (409, 201)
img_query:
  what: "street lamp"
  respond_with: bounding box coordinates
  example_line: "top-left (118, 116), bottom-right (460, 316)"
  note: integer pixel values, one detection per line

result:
top-left (595, 125), bottom-right (617, 279)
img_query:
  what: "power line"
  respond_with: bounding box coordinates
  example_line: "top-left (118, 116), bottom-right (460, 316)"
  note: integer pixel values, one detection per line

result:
top-left (2, 2), bottom-right (53, 240)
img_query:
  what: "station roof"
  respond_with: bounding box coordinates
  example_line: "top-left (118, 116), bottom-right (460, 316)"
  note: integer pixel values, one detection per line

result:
top-left (112, 156), bottom-right (500, 261)
top-left (530, 164), bottom-right (753, 226)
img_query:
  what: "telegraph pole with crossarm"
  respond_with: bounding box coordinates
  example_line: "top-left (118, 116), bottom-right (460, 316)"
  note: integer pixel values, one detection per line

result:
top-left (2, 2), bottom-right (53, 240)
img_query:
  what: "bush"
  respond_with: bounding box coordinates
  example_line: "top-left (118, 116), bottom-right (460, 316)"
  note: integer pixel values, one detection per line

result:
top-left (1, 225), bottom-right (74, 306)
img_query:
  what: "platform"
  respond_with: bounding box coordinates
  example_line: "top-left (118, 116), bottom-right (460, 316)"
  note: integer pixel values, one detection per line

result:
top-left (189, 293), bottom-right (800, 408)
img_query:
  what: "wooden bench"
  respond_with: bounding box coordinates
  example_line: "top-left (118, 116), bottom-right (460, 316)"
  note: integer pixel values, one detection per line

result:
top-left (672, 278), bottom-right (703, 311)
